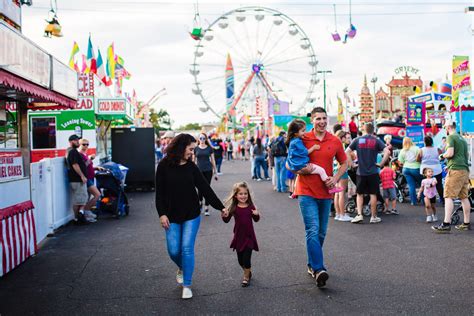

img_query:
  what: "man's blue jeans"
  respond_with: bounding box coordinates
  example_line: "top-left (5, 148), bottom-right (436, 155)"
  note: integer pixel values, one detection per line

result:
top-left (274, 156), bottom-right (287, 192)
top-left (298, 196), bottom-right (332, 272)
top-left (402, 167), bottom-right (423, 204)
top-left (255, 156), bottom-right (269, 179)
top-left (165, 215), bottom-right (201, 286)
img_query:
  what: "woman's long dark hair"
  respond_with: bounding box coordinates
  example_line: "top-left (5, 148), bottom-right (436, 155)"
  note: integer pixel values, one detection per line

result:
top-left (162, 133), bottom-right (196, 166)
top-left (198, 133), bottom-right (211, 147)
top-left (286, 119), bottom-right (306, 147)
top-left (256, 137), bottom-right (263, 150)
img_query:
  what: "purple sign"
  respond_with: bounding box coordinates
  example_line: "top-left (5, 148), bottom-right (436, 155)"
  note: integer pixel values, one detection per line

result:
top-left (268, 99), bottom-right (289, 115)
top-left (406, 102), bottom-right (425, 125)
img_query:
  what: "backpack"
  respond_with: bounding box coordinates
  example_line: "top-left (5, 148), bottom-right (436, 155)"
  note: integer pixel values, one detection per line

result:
top-left (271, 138), bottom-right (286, 157)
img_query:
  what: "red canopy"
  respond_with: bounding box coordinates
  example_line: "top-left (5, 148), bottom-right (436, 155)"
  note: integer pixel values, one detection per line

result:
top-left (0, 70), bottom-right (75, 109)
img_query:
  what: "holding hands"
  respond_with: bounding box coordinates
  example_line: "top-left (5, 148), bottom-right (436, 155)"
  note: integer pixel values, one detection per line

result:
top-left (221, 209), bottom-right (229, 218)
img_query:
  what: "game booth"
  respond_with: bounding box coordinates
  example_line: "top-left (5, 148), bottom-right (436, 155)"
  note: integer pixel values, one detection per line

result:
top-left (0, 21), bottom-right (77, 276)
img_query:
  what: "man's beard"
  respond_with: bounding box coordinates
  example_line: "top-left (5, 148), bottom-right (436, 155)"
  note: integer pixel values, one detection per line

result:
top-left (72, 143), bottom-right (79, 149)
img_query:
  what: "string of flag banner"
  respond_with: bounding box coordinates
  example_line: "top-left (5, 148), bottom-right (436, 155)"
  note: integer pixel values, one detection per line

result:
top-left (68, 35), bottom-right (131, 91)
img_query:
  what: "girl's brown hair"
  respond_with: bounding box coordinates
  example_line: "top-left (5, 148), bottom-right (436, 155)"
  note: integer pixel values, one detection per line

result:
top-left (286, 119), bottom-right (306, 147)
top-left (224, 182), bottom-right (255, 216)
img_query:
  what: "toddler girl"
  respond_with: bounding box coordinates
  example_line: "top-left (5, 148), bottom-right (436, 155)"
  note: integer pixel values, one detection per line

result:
top-left (418, 167), bottom-right (438, 223)
top-left (222, 182), bottom-right (260, 287)
top-left (286, 119), bottom-right (343, 194)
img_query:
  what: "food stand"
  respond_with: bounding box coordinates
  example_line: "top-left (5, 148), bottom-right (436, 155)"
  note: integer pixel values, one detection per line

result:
top-left (0, 21), bottom-right (77, 276)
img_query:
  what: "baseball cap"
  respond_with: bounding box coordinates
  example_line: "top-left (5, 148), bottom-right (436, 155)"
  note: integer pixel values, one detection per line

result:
top-left (68, 134), bottom-right (81, 141)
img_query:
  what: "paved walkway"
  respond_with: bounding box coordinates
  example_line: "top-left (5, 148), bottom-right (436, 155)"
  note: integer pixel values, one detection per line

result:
top-left (1, 160), bottom-right (473, 315)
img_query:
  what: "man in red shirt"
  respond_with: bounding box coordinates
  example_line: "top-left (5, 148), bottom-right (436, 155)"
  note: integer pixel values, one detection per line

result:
top-left (292, 107), bottom-right (348, 288)
top-left (349, 115), bottom-right (358, 140)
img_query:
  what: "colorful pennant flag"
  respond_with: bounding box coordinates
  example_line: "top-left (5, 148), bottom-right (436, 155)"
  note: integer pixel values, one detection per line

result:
top-left (106, 43), bottom-right (116, 79)
top-left (96, 49), bottom-right (110, 86)
top-left (81, 54), bottom-right (88, 73)
top-left (85, 35), bottom-right (97, 74)
top-left (68, 41), bottom-right (80, 70)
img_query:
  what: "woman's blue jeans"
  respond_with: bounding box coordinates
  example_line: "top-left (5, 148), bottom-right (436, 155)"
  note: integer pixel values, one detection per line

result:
top-left (298, 196), bottom-right (332, 272)
top-left (165, 215), bottom-right (201, 286)
top-left (274, 156), bottom-right (287, 192)
top-left (255, 156), bottom-right (269, 179)
top-left (402, 167), bottom-right (423, 204)
top-left (215, 157), bottom-right (222, 173)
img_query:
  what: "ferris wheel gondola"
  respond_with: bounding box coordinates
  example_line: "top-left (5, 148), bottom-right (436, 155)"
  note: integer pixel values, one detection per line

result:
top-left (191, 6), bottom-right (318, 120)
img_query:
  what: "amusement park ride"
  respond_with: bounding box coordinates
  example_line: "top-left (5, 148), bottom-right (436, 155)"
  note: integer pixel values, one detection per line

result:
top-left (190, 6), bottom-right (319, 129)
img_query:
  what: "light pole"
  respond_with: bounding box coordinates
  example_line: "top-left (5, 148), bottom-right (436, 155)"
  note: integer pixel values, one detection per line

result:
top-left (317, 70), bottom-right (332, 111)
top-left (343, 87), bottom-right (349, 123)
top-left (370, 76), bottom-right (377, 127)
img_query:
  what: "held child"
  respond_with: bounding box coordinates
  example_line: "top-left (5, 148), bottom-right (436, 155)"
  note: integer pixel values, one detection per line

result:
top-left (221, 182), bottom-right (260, 287)
top-left (418, 168), bottom-right (438, 223)
top-left (380, 160), bottom-right (398, 215)
top-left (286, 119), bottom-right (343, 194)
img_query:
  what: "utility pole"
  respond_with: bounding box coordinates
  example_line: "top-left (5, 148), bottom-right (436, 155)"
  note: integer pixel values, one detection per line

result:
top-left (371, 76), bottom-right (378, 127)
top-left (317, 70), bottom-right (332, 111)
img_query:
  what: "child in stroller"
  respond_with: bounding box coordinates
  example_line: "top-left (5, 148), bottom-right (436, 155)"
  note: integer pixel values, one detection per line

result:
top-left (451, 187), bottom-right (474, 225)
top-left (95, 162), bottom-right (129, 218)
top-left (345, 166), bottom-right (385, 216)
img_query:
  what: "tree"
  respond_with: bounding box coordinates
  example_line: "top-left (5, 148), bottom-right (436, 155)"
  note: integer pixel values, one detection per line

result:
top-left (178, 122), bottom-right (201, 130)
top-left (149, 108), bottom-right (172, 132)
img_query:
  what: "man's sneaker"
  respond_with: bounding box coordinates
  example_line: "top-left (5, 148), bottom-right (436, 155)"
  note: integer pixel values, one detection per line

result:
top-left (204, 210), bottom-right (210, 216)
top-left (182, 287), bottom-right (193, 299)
top-left (176, 269), bottom-right (183, 285)
top-left (432, 223), bottom-right (451, 233)
top-left (339, 214), bottom-right (353, 222)
top-left (257, 178), bottom-right (262, 182)
top-left (84, 210), bottom-right (97, 219)
top-left (75, 213), bottom-right (89, 225)
top-left (432, 214), bottom-right (438, 222)
top-left (315, 270), bottom-right (329, 288)
top-left (307, 266), bottom-right (316, 278)
top-left (351, 214), bottom-right (364, 224)
top-left (455, 223), bottom-right (471, 231)
top-left (391, 209), bottom-right (399, 215)
top-left (426, 215), bottom-right (433, 223)
top-left (370, 216), bottom-right (382, 224)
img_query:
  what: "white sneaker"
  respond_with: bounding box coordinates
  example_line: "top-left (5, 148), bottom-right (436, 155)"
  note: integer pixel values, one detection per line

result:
top-left (432, 214), bottom-right (438, 222)
top-left (84, 210), bottom-right (97, 219)
top-left (217, 172), bottom-right (223, 175)
top-left (204, 210), bottom-right (210, 216)
top-left (85, 216), bottom-right (97, 223)
top-left (182, 287), bottom-right (193, 299)
top-left (351, 214), bottom-right (364, 223)
top-left (370, 216), bottom-right (382, 224)
top-left (339, 214), bottom-right (353, 222)
top-left (334, 215), bottom-right (341, 221)
top-left (426, 215), bottom-right (433, 223)
top-left (176, 269), bottom-right (183, 285)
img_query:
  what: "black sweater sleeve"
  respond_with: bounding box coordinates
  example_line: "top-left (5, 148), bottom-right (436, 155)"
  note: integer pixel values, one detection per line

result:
top-left (192, 164), bottom-right (225, 211)
top-left (155, 162), bottom-right (167, 217)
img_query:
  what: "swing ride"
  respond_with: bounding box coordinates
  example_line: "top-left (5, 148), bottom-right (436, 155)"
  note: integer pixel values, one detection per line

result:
top-left (331, 0), bottom-right (357, 44)
top-left (190, 6), bottom-right (318, 121)
top-left (44, 0), bottom-right (62, 37)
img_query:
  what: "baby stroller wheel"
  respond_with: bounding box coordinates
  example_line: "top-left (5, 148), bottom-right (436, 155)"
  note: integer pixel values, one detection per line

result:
top-left (398, 191), bottom-right (405, 203)
top-left (376, 202), bottom-right (384, 214)
top-left (345, 200), bottom-right (356, 214)
top-left (363, 205), bottom-right (371, 217)
top-left (451, 208), bottom-right (461, 225)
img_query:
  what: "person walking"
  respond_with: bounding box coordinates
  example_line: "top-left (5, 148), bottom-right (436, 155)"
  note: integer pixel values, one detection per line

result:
top-left (432, 121), bottom-right (471, 233)
top-left (226, 139), bottom-right (233, 161)
top-left (156, 133), bottom-right (226, 299)
top-left (380, 160), bottom-right (398, 215)
top-left (253, 138), bottom-right (270, 181)
top-left (349, 115), bottom-right (358, 140)
top-left (213, 139), bottom-right (224, 175)
top-left (78, 138), bottom-right (101, 222)
top-left (66, 135), bottom-right (90, 225)
top-left (271, 131), bottom-right (288, 192)
top-left (418, 167), bottom-right (438, 223)
top-left (418, 135), bottom-right (444, 204)
top-left (221, 182), bottom-right (260, 287)
top-left (346, 122), bottom-right (390, 224)
top-left (194, 133), bottom-right (218, 216)
top-left (398, 137), bottom-right (422, 206)
top-left (334, 130), bottom-right (352, 221)
top-left (291, 107), bottom-right (348, 288)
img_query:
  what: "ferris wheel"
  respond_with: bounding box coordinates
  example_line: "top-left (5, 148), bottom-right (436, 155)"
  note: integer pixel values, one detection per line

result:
top-left (190, 6), bottom-right (319, 120)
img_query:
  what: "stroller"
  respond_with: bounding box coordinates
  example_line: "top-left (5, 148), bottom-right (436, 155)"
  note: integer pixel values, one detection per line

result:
top-left (451, 188), bottom-right (474, 225)
top-left (95, 162), bottom-right (130, 218)
top-left (345, 167), bottom-right (385, 216)
top-left (391, 157), bottom-right (409, 203)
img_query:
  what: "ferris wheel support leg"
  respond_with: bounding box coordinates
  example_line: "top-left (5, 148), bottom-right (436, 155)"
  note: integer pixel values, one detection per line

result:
top-left (228, 72), bottom-right (256, 118)
top-left (258, 72), bottom-right (279, 101)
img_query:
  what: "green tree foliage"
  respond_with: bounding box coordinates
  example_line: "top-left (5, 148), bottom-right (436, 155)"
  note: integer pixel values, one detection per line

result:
top-left (178, 122), bottom-right (201, 130)
top-left (149, 108), bottom-right (172, 132)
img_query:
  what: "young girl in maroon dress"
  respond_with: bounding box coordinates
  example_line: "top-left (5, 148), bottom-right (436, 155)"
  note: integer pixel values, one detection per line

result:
top-left (222, 182), bottom-right (260, 287)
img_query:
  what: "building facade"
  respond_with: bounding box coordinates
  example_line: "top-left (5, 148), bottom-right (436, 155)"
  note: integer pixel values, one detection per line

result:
top-left (386, 73), bottom-right (423, 114)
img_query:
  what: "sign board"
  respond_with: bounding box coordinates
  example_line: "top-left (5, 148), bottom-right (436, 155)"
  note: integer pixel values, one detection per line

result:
top-left (97, 98), bottom-right (126, 115)
top-left (455, 111), bottom-right (474, 133)
top-left (452, 55), bottom-right (471, 110)
top-left (268, 98), bottom-right (289, 116)
top-left (409, 93), bottom-right (432, 103)
top-left (0, 150), bottom-right (24, 181)
top-left (406, 102), bottom-right (425, 125)
top-left (0, 22), bottom-right (50, 88)
top-left (78, 73), bottom-right (94, 97)
top-left (0, 0), bottom-right (21, 28)
top-left (406, 125), bottom-right (424, 148)
top-left (51, 58), bottom-right (78, 99)
top-left (75, 97), bottom-right (94, 111)
top-left (394, 65), bottom-right (419, 76)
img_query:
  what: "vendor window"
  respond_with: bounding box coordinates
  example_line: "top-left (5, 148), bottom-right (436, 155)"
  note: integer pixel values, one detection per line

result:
top-left (0, 101), bottom-right (19, 149)
top-left (32, 117), bottom-right (56, 149)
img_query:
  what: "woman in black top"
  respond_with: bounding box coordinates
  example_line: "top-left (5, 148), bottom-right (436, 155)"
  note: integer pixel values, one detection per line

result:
top-left (156, 134), bottom-right (225, 299)
top-left (194, 133), bottom-right (218, 216)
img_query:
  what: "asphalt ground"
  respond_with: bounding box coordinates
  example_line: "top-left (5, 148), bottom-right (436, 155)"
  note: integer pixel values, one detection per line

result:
top-left (1, 160), bottom-right (473, 315)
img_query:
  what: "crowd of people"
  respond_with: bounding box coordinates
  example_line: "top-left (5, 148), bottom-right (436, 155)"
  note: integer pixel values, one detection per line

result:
top-left (154, 108), bottom-right (471, 300)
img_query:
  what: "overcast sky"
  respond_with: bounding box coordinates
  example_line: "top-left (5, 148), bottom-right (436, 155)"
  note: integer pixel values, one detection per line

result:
top-left (21, 0), bottom-right (472, 127)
